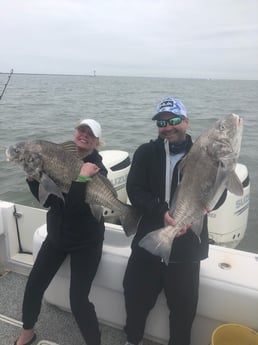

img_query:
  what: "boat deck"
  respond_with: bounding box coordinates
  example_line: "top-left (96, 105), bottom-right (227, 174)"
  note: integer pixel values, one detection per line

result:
top-left (0, 271), bottom-right (162, 345)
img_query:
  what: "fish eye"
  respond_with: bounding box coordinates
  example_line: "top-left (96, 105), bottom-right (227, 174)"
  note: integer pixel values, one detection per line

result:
top-left (219, 123), bottom-right (226, 131)
top-left (14, 146), bottom-right (22, 154)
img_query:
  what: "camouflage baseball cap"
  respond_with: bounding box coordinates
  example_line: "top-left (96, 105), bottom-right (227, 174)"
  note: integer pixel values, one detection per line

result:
top-left (152, 97), bottom-right (187, 120)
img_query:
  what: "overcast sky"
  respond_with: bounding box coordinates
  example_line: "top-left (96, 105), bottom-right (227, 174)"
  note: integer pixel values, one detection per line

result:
top-left (1, 0), bottom-right (257, 80)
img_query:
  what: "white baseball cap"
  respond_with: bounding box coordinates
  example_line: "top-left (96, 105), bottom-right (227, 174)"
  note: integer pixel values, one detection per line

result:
top-left (76, 119), bottom-right (102, 138)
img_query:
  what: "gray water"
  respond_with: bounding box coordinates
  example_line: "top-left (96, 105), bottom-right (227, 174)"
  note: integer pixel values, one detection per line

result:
top-left (0, 73), bottom-right (257, 253)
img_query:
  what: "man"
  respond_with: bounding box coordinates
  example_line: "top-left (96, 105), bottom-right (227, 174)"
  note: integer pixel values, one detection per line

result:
top-left (123, 97), bottom-right (226, 345)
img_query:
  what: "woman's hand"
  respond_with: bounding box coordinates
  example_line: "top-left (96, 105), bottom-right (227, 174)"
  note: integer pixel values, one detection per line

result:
top-left (79, 162), bottom-right (100, 178)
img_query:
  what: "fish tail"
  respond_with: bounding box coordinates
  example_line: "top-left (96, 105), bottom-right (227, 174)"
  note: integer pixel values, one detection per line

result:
top-left (119, 205), bottom-right (141, 237)
top-left (139, 226), bottom-right (175, 265)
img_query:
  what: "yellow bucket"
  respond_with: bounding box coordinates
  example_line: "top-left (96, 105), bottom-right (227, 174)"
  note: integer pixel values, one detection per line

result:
top-left (211, 323), bottom-right (258, 345)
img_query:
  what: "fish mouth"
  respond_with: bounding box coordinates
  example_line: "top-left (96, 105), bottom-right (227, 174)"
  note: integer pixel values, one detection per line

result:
top-left (5, 146), bottom-right (18, 162)
top-left (232, 113), bottom-right (243, 127)
top-left (5, 148), bottom-right (12, 161)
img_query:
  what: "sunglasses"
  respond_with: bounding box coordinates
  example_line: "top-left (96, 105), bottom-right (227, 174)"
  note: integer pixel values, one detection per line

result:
top-left (156, 117), bottom-right (183, 128)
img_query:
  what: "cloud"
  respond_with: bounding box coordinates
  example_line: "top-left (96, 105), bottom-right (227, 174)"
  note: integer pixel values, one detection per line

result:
top-left (1, 0), bottom-right (257, 79)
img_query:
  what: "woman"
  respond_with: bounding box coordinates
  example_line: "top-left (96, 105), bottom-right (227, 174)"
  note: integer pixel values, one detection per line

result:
top-left (14, 119), bottom-right (107, 345)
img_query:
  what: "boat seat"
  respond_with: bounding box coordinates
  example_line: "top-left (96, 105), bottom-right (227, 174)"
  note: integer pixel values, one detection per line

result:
top-left (33, 224), bottom-right (132, 292)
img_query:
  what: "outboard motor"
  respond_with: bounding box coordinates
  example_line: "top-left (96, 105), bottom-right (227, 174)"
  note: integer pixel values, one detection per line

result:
top-left (208, 163), bottom-right (250, 248)
top-left (100, 150), bottom-right (131, 223)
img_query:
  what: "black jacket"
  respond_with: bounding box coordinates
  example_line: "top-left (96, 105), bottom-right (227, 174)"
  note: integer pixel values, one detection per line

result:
top-left (126, 135), bottom-right (226, 262)
top-left (28, 149), bottom-right (107, 251)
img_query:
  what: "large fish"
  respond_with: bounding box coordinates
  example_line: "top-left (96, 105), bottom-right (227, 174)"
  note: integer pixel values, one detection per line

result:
top-left (5, 140), bottom-right (140, 236)
top-left (139, 113), bottom-right (244, 264)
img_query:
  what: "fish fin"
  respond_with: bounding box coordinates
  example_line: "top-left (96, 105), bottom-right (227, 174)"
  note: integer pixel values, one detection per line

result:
top-left (190, 218), bottom-right (204, 241)
top-left (139, 226), bottom-right (176, 265)
top-left (204, 162), bottom-right (228, 210)
top-left (213, 162), bottom-right (228, 193)
top-left (39, 173), bottom-right (65, 205)
top-left (119, 204), bottom-right (141, 237)
top-left (169, 186), bottom-right (180, 216)
top-left (226, 171), bottom-right (244, 196)
top-left (90, 205), bottom-right (103, 222)
top-left (96, 173), bottom-right (118, 197)
top-left (60, 141), bottom-right (80, 158)
top-left (214, 162), bottom-right (243, 196)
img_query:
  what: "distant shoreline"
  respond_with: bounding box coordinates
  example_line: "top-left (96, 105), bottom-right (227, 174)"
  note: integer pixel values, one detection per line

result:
top-left (0, 71), bottom-right (257, 81)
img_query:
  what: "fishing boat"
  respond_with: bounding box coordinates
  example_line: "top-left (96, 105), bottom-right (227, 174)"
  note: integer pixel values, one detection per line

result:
top-left (0, 150), bottom-right (257, 345)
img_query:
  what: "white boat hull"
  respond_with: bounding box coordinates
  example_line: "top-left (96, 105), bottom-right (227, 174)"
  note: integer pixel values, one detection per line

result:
top-left (32, 223), bottom-right (258, 345)
top-left (0, 151), bottom-right (255, 345)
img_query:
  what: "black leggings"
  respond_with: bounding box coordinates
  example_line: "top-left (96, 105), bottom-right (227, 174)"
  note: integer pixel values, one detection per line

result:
top-left (123, 248), bottom-right (200, 345)
top-left (22, 236), bottom-right (102, 345)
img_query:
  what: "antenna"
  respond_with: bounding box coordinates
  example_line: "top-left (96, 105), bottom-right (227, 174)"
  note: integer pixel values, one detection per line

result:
top-left (0, 68), bottom-right (14, 100)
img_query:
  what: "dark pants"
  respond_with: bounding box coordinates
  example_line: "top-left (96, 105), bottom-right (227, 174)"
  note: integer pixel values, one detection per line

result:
top-left (123, 248), bottom-right (200, 345)
top-left (22, 236), bottom-right (102, 345)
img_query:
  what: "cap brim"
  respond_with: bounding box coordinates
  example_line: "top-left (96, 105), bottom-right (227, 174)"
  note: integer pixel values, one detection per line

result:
top-left (75, 124), bottom-right (92, 132)
top-left (152, 111), bottom-right (179, 120)
top-left (75, 124), bottom-right (99, 137)
top-left (152, 114), bottom-right (160, 120)
top-left (76, 124), bottom-right (88, 129)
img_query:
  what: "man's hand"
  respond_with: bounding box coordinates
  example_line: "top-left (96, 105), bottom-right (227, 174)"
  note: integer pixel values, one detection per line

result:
top-left (164, 211), bottom-right (191, 237)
